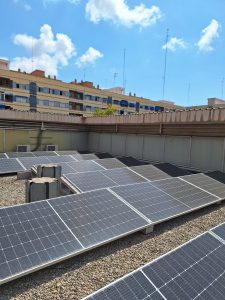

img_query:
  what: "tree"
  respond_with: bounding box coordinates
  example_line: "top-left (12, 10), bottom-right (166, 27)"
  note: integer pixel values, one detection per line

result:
top-left (93, 105), bottom-right (117, 116)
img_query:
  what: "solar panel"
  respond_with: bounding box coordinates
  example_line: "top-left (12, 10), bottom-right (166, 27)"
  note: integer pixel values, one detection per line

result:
top-left (49, 189), bottom-right (149, 248)
top-left (117, 156), bottom-right (148, 167)
top-left (0, 153), bottom-right (7, 159)
top-left (0, 201), bottom-right (83, 285)
top-left (18, 157), bottom-right (51, 170)
top-left (58, 162), bottom-right (77, 175)
top-left (0, 158), bottom-right (25, 174)
top-left (130, 165), bottom-right (171, 181)
top-left (6, 152), bottom-right (35, 158)
top-left (55, 150), bottom-right (79, 155)
top-left (102, 168), bottom-right (147, 186)
top-left (211, 223), bottom-right (225, 241)
top-left (154, 163), bottom-right (191, 177)
top-left (72, 153), bottom-right (99, 161)
top-left (67, 160), bottom-right (105, 173)
top-left (64, 171), bottom-right (117, 192)
top-left (33, 151), bottom-right (58, 157)
top-left (84, 232), bottom-right (225, 300)
top-left (94, 158), bottom-right (127, 169)
top-left (206, 171), bottom-right (225, 184)
top-left (152, 177), bottom-right (218, 208)
top-left (95, 152), bottom-right (114, 159)
top-left (181, 173), bottom-right (225, 199)
top-left (111, 182), bottom-right (189, 223)
top-left (47, 155), bottom-right (77, 163)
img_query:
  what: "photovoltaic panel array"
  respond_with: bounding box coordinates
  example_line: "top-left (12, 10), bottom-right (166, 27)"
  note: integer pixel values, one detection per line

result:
top-left (0, 189), bottom-right (149, 285)
top-left (49, 189), bottom-right (149, 248)
top-left (6, 152), bottom-right (35, 158)
top-left (206, 171), bottom-right (225, 184)
top-left (154, 162), bottom-right (192, 177)
top-left (117, 156), bottom-right (148, 167)
top-left (55, 150), bottom-right (79, 155)
top-left (47, 155), bottom-right (77, 164)
top-left (112, 182), bottom-right (189, 223)
top-left (0, 159), bottom-right (25, 174)
top-left (101, 168), bottom-right (147, 186)
top-left (72, 153), bottom-right (99, 161)
top-left (0, 153), bottom-right (7, 159)
top-left (64, 171), bottom-right (117, 192)
top-left (152, 177), bottom-right (218, 208)
top-left (32, 151), bottom-right (58, 157)
top-left (94, 158), bottom-right (127, 169)
top-left (84, 229), bottom-right (225, 300)
top-left (0, 201), bottom-right (83, 285)
top-left (18, 157), bottom-right (53, 170)
top-left (130, 165), bottom-right (171, 181)
top-left (66, 160), bottom-right (105, 173)
top-left (181, 173), bottom-right (225, 199)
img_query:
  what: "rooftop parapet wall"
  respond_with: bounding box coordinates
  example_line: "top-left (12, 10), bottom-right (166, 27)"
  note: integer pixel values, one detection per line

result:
top-left (0, 110), bottom-right (82, 124)
top-left (84, 108), bottom-right (225, 124)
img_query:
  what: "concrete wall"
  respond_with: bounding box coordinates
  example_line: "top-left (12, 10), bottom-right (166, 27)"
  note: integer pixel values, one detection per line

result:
top-left (0, 129), bottom-right (88, 152)
top-left (88, 132), bottom-right (225, 172)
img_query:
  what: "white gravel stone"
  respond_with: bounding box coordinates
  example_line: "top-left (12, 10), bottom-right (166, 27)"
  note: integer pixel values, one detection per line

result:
top-left (0, 176), bottom-right (225, 299)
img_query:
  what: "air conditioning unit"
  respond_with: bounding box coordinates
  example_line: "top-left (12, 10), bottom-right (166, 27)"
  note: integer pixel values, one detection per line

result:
top-left (17, 145), bottom-right (31, 152)
top-left (46, 145), bottom-right (58, 151)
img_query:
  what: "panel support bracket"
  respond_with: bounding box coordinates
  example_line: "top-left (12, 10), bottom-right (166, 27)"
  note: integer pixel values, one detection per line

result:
top-left (142, 225), bottom-right (154, 235)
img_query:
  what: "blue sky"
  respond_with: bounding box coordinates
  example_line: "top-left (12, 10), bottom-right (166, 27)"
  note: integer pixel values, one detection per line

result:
top-left (1, 0), bottom-right (225, 106)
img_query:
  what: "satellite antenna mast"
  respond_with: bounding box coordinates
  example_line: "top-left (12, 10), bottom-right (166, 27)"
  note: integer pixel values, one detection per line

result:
top-left (113, 72), bottom-right (118, 86)
top-left (187, 83), bottom-right (191, 105)
top-left (162, 28), bottom-right (169, 100)
top-left (123, 48), bottom-right (126, 94)
top-left (31, 37), bottom-right (34, 71)
top-left (222, 77), bottom-right (224, 99)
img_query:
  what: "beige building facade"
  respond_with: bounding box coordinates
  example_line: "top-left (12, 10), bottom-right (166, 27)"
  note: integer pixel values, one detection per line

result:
top-left (0, 59), bottom-right (178, 116)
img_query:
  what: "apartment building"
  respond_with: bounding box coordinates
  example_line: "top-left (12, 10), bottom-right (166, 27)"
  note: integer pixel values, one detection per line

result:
top-left (0, 59), bottom-right (178, 116)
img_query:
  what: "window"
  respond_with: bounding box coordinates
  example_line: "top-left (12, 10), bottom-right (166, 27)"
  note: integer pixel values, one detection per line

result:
top-left (102, 98), bottom-right (108, 103)
top-left (59, 102), bottom-right (69, 108)
top-left (145, 106), bottom-right (149, 110)
top-left (129, 103), bottom-right (135, 108)
top-left (54, 101), bottom-right (60, 107)
top-left (14, 96), bottom-right (28, 103)
top-left (49, 101), bottom-right (54, 107)
top-left (113, 100), bottom-right (120, 105)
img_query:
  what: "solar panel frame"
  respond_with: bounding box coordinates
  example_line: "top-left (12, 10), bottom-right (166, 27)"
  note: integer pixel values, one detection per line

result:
top-left (0, 158), bottom-right (26, 174)
top-left (83, 231), bottom-right (224, 300)
top-left (94, 158), bottom-right (127, 170)
top-left (151, 177), bottom-right (219, 209)
top-left (130, 165), bottom-right (171, 181)
top-left (65, 160), bottom-right (105, 174)
top-left (101, 167), bottom-right (148, 186)
top-left (6, 152), bottom-right (35, 158)
top-left (48, 189), bottom-right (150, 248)
top-left (180, 173), bottom-right (225, 199)
top-left (47, 155), bottom-right (77, 164)
top-left (33, 151), bottom-right (58, 157)
top-left (0, 153), bottom-right (7, 159)
top-left (55, 150), bottom-right (79, 156)
top-left (0, 200), bottom-right (84, 285)
top-left (18, 157), bottom-right (52, 170)
top-left (111, 182), bottom-right (190, 224)
top-left (64, 171), bottom-right (118, 192)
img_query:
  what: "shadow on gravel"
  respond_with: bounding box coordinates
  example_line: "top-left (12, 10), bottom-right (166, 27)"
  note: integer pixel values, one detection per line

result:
top-left (2, 201), bottom-right (225, 299)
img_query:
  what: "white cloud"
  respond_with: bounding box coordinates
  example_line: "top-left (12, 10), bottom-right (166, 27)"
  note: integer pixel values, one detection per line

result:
top-left (43, 0), bottom-right (79, 6)
top-left (10, 24), bottom-right (76, 76)
top-left (197, 19), bottom-right (220, 52)
top-left (76, 47), bottom-right (103, 68)
top-left (85, 0), bottom-right (162, 28)
top-left (13, 0), bottom-right (32, 11)
top-left (162, 37), bottom-right (186, 52)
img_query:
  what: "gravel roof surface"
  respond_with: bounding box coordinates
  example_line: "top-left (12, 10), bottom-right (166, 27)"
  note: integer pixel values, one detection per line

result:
top-left (1, 176), bottom-right (225, 300)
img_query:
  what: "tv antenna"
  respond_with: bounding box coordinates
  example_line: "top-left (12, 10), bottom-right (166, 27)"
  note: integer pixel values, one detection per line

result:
top-left (222, 77), bottom-right (224, 99)
top-left (113, 72), bottom-right (118, 86)
top-left (162, 28), bottom-right (169, 100)
top-left (122, 48), bottom-right (126, 94)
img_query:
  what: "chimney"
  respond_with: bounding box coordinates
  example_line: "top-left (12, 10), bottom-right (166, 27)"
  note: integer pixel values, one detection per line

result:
top-left (129, 92), bottom-right (131, 96)
top-left (134, 93), bottom-right (136, 97)
top-left (18, 68), bottom-right (21, 72)
top-left (54, 75), bottom-right (56, 80)
top-left (48, 75), bottom-right (50, 79)
top-left (97, 84), bottom-right (99, 89)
